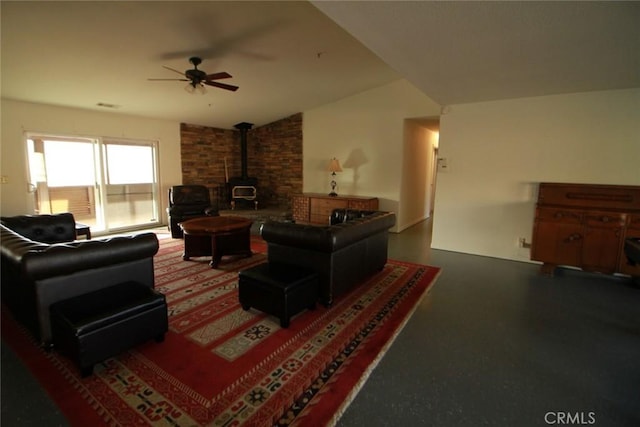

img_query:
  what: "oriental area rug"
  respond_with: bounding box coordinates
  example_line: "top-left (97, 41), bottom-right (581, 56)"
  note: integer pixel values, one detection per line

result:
top-left (2, 232), bottom-right (441, 426)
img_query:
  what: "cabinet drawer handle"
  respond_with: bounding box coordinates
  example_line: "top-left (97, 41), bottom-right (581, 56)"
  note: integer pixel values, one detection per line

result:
top-left (555, 212), bottom-right (564, 219)
top-left (601, 216), bottom-right (610, 223)
top-left (567, 233), bottom-right (582, 242)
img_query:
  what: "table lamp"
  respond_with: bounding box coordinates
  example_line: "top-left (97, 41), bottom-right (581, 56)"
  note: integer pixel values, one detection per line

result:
top-left (328, 158), bottom-right (342, 196)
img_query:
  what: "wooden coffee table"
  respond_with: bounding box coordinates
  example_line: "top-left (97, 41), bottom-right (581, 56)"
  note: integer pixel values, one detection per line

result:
top-left (179, 216), bottom-right (253, 268)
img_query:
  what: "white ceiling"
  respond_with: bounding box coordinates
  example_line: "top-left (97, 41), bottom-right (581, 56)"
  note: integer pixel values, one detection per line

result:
top-left (313, 1), bottom-right (640, 105)
top-left (1, 1), bottom-right (400, 129)
top-left (2, 1), bottom-right (639, 130)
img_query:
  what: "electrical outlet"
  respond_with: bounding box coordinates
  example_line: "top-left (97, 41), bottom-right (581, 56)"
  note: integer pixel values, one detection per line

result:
top-left (0, 175), bottom-right (8, 184)
top-left (518, 237), bottom-right (531, 248)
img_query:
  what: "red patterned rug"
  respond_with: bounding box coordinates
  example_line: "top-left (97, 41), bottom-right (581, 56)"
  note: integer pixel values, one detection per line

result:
top-left (2, 233), bottom-right (440, 426)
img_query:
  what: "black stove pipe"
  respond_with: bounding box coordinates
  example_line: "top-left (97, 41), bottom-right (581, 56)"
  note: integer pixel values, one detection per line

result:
top-left (234, 122), bottom-right (253, 179)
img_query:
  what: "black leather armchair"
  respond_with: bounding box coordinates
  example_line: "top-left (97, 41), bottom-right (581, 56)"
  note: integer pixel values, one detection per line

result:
top-left (167, 185), bottom-right (217, 238)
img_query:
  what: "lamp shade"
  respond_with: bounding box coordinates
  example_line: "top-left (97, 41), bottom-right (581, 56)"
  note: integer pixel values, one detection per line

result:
top-left (328, 158), bottom-right (343, 173)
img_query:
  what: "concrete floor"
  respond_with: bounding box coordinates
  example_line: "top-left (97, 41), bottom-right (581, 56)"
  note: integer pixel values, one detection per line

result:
top-left (2, 219), bottom-right (640, 426)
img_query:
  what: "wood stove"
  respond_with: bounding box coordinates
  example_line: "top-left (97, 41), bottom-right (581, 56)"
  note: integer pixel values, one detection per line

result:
top-left (230, 185), bottom-right (257, 210)
top-left (229, 122), bottom-right (258, 210)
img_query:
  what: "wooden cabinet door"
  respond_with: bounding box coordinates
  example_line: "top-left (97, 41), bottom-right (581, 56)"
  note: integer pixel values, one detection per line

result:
top-left (581, 212), bottom-right (626, 274)
top-left (532, 207), bottom-right (584, 268)
top-left (532, 220), bottom-right (584, 267)
top-left (347, 199), bottom-right (378, 210)
top-left (582, 227), bottom-right (623, 273)
top-left (309, 197), bottom-right (348, 224)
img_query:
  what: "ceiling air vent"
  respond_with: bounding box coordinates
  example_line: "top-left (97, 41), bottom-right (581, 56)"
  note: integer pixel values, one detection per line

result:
top-left (96, 102), bottom-right (120, 109)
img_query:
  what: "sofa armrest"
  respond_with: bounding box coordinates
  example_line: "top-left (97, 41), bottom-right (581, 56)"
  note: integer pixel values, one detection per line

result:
top-left (1, 224), bottom-right (49, 263)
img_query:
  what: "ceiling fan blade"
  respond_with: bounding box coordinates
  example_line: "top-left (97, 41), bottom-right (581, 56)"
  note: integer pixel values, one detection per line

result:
top-left (148, 78), bottom-right (189, 81)
top-left (204, 80), bottom-right (239, 92)
top-left (162, 65), bottom-right (187, 76)
top-left (205, 72), bottom-right (232, 80)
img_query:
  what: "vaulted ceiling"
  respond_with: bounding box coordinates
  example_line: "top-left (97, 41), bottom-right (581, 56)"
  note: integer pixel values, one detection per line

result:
top-left (313, 1), bottom-right (640, 106)
top-left (2, 1), bottom-right (638, 130)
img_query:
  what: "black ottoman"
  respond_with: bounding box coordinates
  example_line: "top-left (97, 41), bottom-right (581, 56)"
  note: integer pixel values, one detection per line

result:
top-left (50, 281), bottom-right (168, 377)
top-left (239, 263), bottom-right (319, 328)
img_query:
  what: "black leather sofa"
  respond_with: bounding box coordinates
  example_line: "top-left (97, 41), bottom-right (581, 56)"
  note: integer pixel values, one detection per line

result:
top-left (260, 210), bottom-right (396, 305)
top-left (167, 185), bottom-right (218, 238)
top-left (1, 214), bottom-right (160, 347)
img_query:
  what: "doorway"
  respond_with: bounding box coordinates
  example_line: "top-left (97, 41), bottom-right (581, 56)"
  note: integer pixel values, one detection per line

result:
top-left (26, 134), bottom-right (160, 235)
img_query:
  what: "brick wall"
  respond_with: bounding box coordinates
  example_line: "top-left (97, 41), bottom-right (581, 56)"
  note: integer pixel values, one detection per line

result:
top-left (180, 113), bottom-right (302, 210)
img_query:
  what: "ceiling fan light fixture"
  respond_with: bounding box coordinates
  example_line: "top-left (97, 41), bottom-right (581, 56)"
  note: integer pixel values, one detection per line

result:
top-left (184, 82), bottom-right (206, 95)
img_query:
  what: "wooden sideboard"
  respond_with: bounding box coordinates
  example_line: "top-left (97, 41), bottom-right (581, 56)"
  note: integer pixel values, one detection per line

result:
top-left (292, 193), bottom-right (379, 225)
top-left (531, 183), bottom-right (640, 277)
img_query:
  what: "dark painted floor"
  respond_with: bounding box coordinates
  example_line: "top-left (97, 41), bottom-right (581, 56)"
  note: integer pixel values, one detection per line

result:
top-left (338, 220), bottom-right (640, 427)
top-left (2, 220), bottom-right (639, 426)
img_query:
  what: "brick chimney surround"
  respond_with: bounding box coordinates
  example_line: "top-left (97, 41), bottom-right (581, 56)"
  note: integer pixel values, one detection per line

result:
top-left (180, 113), bottom-right (303, 211)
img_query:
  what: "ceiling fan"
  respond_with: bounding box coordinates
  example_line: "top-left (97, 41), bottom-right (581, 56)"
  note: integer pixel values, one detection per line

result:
top-left (148, 57), bottom-right (238, 94)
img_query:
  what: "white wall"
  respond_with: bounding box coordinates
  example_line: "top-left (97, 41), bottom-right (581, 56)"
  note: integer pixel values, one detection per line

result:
top-left (0, 99), bottom-right (182, 222)
top-left (432, 88), bottom-right (640, 262)
top-left (303, 79), bottom-right (441, 231)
